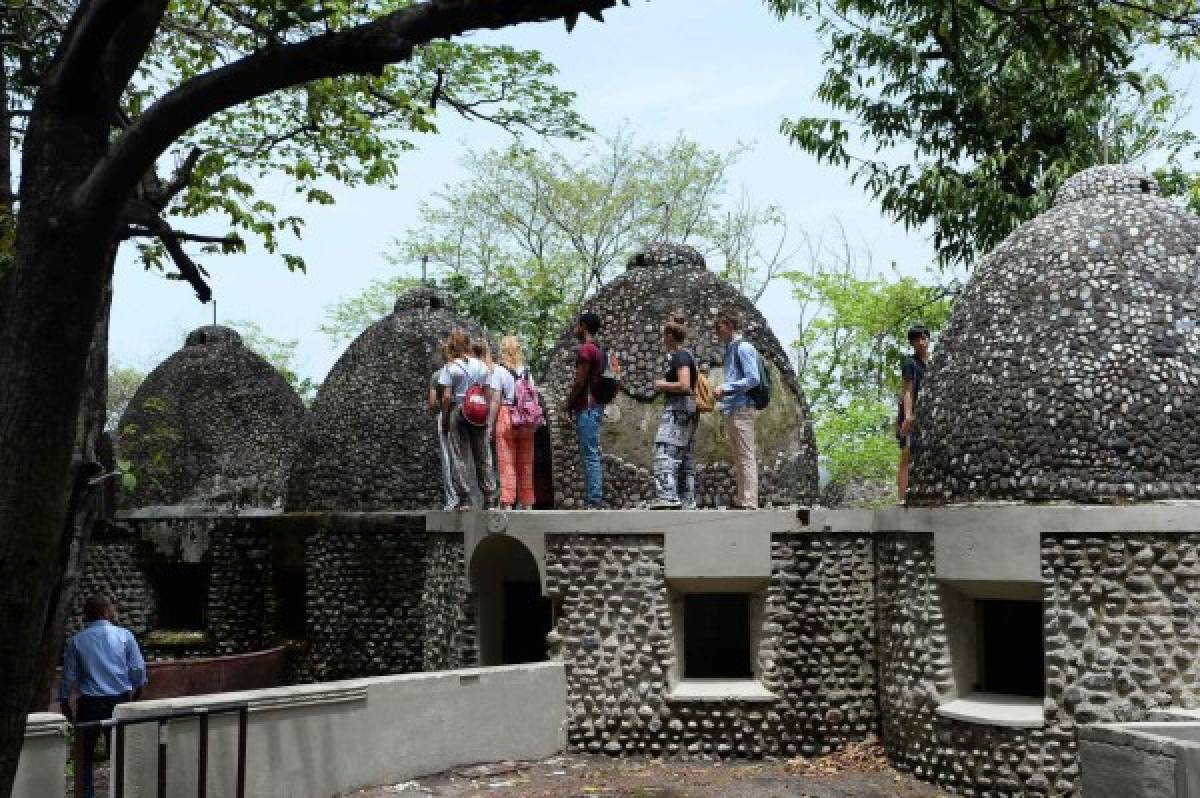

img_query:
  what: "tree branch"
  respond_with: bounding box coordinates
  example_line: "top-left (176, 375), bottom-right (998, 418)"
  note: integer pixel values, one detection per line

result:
top-left (73, 0), bottom-right (619, 215)
top-left (139, 215), bottom-right (213, 302)
top-left (122, 227), bottom-right (238, 246)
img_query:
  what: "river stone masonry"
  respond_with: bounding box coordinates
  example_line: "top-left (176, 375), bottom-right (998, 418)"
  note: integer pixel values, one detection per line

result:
top-left (544, 531), bottom-right (876, 758)
top-left (118, 325), bottom-right (306, 508)
top-left (541, 243), bottom-right (818, 508)
top-left (287, 288), bottom-right (487, 511)
top-left (911, 165), bottom-right (1200, 504)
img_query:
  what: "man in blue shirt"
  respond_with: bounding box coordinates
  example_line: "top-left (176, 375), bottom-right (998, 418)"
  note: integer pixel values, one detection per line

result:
top-left (712, 308), bottom-right (762, 509)
top-left (60, 594), bottom-right (148, 798)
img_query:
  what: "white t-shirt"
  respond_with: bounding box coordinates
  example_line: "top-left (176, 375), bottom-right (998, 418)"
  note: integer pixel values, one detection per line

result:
top-left (438, 357), bottom-right (489, 404)
top-left (488, 364), bottom-right (532, 405)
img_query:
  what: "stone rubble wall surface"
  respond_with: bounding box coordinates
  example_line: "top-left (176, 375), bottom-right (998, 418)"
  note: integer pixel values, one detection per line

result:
top-left (912, 165), bottom-right (1200, 504)
top-left (1044, 533), bottom-right (1200, 729)
top-left (540, 243), bottom-right (818, 508)
top-left (286, 289), bottom-right (487, 511)
top-left (877, 534), bottom-right (1070, 796)
top-left (117, 325), bottom-right (306, 508)
top-left (298, 515), bottom-right (472, 682)
top-left (70, 518), bottom-right (273, 660)
top-left (545, 532), bottom-right (875, 758)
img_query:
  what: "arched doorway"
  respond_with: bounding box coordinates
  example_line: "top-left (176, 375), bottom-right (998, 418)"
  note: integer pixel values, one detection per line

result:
top-left (469, 535), bottom-right (551, 666)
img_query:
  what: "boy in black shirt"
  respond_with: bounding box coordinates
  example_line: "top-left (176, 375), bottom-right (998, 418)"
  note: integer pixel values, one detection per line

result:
top-left (897, 324), bottom-right (930, 502)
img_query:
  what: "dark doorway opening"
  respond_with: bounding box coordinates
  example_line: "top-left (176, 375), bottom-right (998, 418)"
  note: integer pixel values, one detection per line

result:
top-left (273, 567), bottom-right (307, 639)
top-left (470, 536), bottom-right (551, 666)
top-left (978, 599), bottom-right (1044, 697)
top-left (150, 563), bottom-right (209, 630)
top-left (501, 581), bottom-right (553, 664)
top-left (684, 593), bottom-right (752, 679)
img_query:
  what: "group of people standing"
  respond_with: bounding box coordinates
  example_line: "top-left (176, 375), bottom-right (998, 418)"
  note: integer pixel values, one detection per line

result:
top-left (429, 304), bottom-right (769, 512)
top-left (563, 306), bottom-right (767, 511)
top-left (430, 330), bottom-right (539, 511)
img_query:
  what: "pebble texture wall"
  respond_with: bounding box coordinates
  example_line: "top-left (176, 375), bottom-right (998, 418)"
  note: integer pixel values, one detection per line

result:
top-left (540, 243), bottom-right (818, 508)
top-left (71, 517), bottom-right (273, 660)
top-left (876, 534), bottom-right (1066, 795)
top-left (298, 515), bottom-right (472, 682)
top-left (911, 165), bottom-right (1200, 503)
top-left (118, 326), bottom-right (306, 508)
top-left (287, 289), bottom-right (486, 511)
top-left (545, 532), bottom-right (876, 757)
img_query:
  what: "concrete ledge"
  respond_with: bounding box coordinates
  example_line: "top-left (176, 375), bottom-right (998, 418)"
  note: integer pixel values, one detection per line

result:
top-left (429, 509), bottom-right (810, 536)
top-left (13, 713), bottom-right (68, 798)
top-left (115, 663), bottom-right (567, 798)
top-left (666, 679), bottom-right (778, 703)
top-left (1080, 721), bottom-right (1200, 798)
top-left (936, 693), bottom-right (1044, 728)
top-left (119, 505), bottom-right (282, 519)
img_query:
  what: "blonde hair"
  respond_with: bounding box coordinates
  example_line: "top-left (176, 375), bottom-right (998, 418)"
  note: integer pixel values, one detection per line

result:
top-left (499, 335), bottom-right (524, 371)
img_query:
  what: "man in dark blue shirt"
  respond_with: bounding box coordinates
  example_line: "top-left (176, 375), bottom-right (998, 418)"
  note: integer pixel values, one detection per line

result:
top-left (897, 324), bottom-right (930, 502)
top-left (60, 594), bottom-right (148, 798)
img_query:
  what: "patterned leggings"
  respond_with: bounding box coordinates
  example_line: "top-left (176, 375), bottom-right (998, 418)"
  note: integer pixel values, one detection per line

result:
top-left (653, 407), bottom-right (697, 506)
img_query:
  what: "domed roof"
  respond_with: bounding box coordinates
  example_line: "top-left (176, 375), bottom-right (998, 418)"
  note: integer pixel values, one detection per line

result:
top-left (910, 166), bottom-right (1200, 503)
top-left (286, 288), bottom-right (486, 510)
top-left (541, 242), bottom-right (819, 508)
top-left (118, 325), bottom-right (306, 508)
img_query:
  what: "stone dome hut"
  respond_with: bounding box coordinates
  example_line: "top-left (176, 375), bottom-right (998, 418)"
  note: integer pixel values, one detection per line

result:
top-left (286, 288), bottom-right (486, 510)
top-left (118, 325), bottom-right (306, 508)
top-left (540, 243), bottom-right (819, 508)
top-left (910, 164), bottom-right (1200, 503)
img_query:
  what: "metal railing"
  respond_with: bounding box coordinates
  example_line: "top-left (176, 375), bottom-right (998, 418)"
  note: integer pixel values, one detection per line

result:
top-left (73, 702), bottom-right (248, 798)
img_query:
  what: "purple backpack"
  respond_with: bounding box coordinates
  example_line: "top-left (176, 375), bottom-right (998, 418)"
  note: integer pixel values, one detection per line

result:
top-left (505, 366), bottom-right (545, 428)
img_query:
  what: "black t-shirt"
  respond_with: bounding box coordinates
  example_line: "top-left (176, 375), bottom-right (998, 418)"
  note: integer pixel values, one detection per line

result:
top-left (665, 349), bottom-right (697, 410)
top-left (899, 354), bottom-right (927, 421)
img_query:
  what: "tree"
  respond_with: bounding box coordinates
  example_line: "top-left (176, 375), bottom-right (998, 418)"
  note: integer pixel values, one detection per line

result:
top-left (322, 132), bottom-right (798, 372)
top-left (0, 0), bottom-right (635, 791)
top-left (767, 0), bottom-right (1199, 267)
top-left (106, 364), bottom-right (146, 431)
top-left (228, 320), bottom-right (319, 405)
top-left (786, 227), bottom-right (954, 490)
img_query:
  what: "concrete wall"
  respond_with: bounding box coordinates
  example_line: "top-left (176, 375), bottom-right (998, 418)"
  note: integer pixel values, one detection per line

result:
top-left (113, 663), bottom-right (567, 798)
top-left (13, 714), bottom-right (68, 798)
top-left (1080, 722), bottom-right (1200, 798)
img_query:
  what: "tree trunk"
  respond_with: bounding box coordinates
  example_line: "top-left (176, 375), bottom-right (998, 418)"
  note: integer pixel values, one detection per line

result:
top-left (0, 96), bottom-right (120, 797)
top-left (29, 274), bottom-right (113, 711)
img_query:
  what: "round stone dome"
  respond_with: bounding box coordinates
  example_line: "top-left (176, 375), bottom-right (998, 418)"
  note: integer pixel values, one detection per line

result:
top-left (118, 325), bottom-right (306, 508)
top-left (541, 242), bottom-right (819, 508)
top-left (286, 288), bottom-right (486, 510)
top-left (910, 166), bottom-right (1200, 503)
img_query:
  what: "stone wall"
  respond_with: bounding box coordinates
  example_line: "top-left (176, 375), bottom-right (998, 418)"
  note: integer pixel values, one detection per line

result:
top-left (545, 532), bottom-right (876, 758)
top-left (71, 517), bottom-right (273, 660)
top-left (298, 514), bottom-right (473, 681)
top-left (876, 533), bottom-right (1071, 795)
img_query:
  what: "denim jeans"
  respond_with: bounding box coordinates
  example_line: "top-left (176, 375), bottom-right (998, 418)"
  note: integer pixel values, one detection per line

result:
top-left (575, 405), bottom-right (604, 507)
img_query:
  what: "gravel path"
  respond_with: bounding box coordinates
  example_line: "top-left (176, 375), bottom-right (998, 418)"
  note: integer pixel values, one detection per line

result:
top-left (341, 744), bottom-right (947, 798)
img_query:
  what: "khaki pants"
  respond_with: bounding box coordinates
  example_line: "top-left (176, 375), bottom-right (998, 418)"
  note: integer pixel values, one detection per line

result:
top-left (724, 406), bottom-right (758, 508)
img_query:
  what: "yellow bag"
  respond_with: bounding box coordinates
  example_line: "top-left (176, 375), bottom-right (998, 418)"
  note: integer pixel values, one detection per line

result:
top-left (694, 369), bottom-right (715, 413)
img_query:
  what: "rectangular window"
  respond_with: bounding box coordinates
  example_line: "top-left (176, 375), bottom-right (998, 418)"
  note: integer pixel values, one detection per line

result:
top-left (150, 563), bottom-right (209, 630)
top-left (978, 599), bottom-right (1044, 697)
top-left (683, 593), bottom-right (752, 679)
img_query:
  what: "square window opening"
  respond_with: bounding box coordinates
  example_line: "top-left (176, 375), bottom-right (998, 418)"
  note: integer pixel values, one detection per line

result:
top-left (150, 563), bottom-right (209, 631)
top-left (683, 593), bottom-right (752, 679)
top-left (977, 599), bottom-right (1044, 698)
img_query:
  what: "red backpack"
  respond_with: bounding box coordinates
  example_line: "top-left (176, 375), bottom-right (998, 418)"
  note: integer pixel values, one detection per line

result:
top-left (455, 361), bottom-right (491, 426)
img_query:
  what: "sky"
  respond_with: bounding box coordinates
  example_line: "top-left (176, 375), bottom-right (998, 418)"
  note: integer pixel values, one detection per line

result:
top-left (108, 0), bottom-right (943, 380)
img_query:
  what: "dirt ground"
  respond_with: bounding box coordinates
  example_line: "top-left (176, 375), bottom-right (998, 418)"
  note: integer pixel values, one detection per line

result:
top-left (341, 744), bottom-right (947, 798)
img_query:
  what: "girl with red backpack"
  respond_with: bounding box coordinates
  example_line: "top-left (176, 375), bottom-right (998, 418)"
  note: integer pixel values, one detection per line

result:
top-left (437, 328), bottom-right (497, 510)
top-left (487, 335), bottom-right (543, 510)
